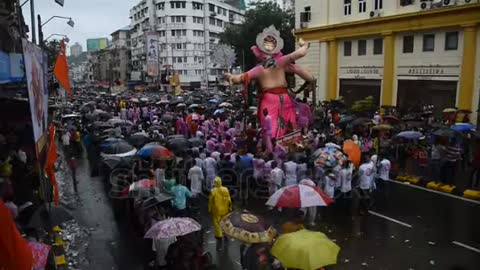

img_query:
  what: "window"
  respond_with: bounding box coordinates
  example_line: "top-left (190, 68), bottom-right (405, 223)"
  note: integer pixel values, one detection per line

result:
top-left (193, 17), bottom-right (203, 24)
top-left (344, 41), bottom-right (352, 56)
top-left (373, 38), bottom-right (383, 55)
top-left (194, 56), bottom-right (204, 63)
top-left (209, 4), bottom-right (215, 12)
top-left (192, 2), bottom-right (203, 10)
top-left (193, 30), bottom-right (204, 37)
top-left (403, 35), bottom-right (414, 53)
top-left (344, 0), bottom-right (351, 15)
top-left (209, 17), bottom-right (216, 25)
top-left (216, 19), bottom-right (223, 27)
top-left (223, 9), bottom-right (226, 16)
top-left (359, 0), bottom-right (366, 13)
top-left (171, 29), bottom-right (186, 36)
top-left (158, 30), bottom-right (165, 37)
top-left (358, 40), bottom-right (367, 55)
top-left (156, 2), bottom-right (164, 10)
top-left (445, 32), bottom-right (458, 51)
top-left (171, 16), bottom-right (186, 23)
top-left (170, 1), bottom-right (186, 9)
top-left (158, 17), bottom-right (165, 24)
top-left (374, 0), bottom-right (383, 10)
top-left (423, 34), bottom-right (435, 52)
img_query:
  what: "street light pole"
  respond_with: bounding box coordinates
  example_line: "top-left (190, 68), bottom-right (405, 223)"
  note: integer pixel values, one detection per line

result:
top-left (38, 15), bottom-right (74, 46)
top-left (30, 0), bottom-right (36, 44)
top-left (37, 14), bottom-right (43, 47)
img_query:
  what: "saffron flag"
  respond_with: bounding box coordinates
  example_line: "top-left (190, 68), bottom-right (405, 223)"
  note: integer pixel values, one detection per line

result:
top-left (53, 39), bottom-right (72, 98)
top-left (45, 123), bottom-right (59, 205)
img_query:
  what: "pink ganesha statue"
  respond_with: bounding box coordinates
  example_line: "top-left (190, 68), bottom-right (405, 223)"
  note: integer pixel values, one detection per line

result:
top-left (224, 25), bottom-right (314, 139)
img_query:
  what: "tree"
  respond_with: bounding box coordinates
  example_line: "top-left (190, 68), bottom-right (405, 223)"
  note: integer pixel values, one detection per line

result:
top-left (219, 1), bottom-right (295, 71)
top-left (43, 39), bottom-right (61, 70)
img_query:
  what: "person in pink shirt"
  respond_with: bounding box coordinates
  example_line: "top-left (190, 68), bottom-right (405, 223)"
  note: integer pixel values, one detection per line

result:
top-left (206, 137), bottom-right (216, 154)
top-left (223, 135), bottom-right (234, 154)
top-left (262, 108), bottom-right (273, 155)
top-left (253, 154), bottom-right (266, 181)
top-left (297, 98), bottom-right (312, 134)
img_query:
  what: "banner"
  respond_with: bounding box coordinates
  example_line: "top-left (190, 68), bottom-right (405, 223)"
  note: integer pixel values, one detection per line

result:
top-left (22, 39), bottom-right (49, 147)
top-left (145, 32), bottom-right (159, 77)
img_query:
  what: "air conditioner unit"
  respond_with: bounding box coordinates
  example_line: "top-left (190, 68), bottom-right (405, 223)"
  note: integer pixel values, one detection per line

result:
top-left (369, 10), bottom-right (383, 17)
top-left (459, 0), bottom-right (478, 4)
top-left (442, 0), bottom-right (457, 6)
top-left (420, 0), bottom-right (433, 9)
top-left (300, 22), bottom-right (308, 29)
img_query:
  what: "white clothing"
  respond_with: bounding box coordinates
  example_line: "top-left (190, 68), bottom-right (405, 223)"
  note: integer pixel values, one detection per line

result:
top-left (358, 162), bottom-right (375, 190)
top-left (152, 236), bottom-right (176, 266)
top-left (195, 157), bottom-right (205, 170)
top-left (188, 165), bottom-right (204, 195)
top-left (270, 167), bottom-right (284, 195)
top-left (263, 160), bottom-right (273, 183)
top-left (61, 133), bottom-right (70, 146)
top-left (154, 168), bottom-right (165, 190)
top-left (378, 159), bottom-right (391, 181)
top-left (340, 166), bottom-right (353, 193)
top-left (333, 165), bottom-right (342, 188)
top-left (296, 163), bottom-right (308, 181)
top-left (323, 174), bottom-right (336, 199)
top-left (253, 158), bottom-right (265, 180)
top-left (284, 161), bottom-right (298, 186)
top-left (211, 151), bottom-right (221, 161)
top-left (17, 150), bottom-right (27, 164)
top-left (204, 157), bottom-right (217, 190)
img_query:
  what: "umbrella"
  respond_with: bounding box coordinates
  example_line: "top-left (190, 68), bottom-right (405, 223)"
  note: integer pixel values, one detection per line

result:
top-left (372, 124), bottom-right (394, 131)
top-left (157, 100), bottom-right (169, 105)
top-left (271, 229), bottom-right (340, 270)
top-left (167, 137), bottom-right (189, 155)
top-left (142, 193), bottom-right (173, 210)
top-left (342, 140), bottom-right (360, 168)
top-left (161, 115), bottom-right (174, 122)
top-left (93, 121), bottom-right (114, 129)
top-left (100, 140), bottom-right (136, 157)
top-left (443, 108), bottom-right (457, 113)
top-left (189, 104), bottom-right (199, 109)
top-left (396, 131), bottom-right (423, 139)
top-left (128, 132), bottom-right (150, 148)
top-left (93, 109), bottom-right (112, 120)
top-left (176, 103), bottom-right (187, 108)
top-left (383, 115), bottom-right (400, 124)
top-left (107, 118), bottom-right (133, 126)
top-left (137, 144), bottom-right (174, 160)
top-left (219, 102), bottom-right (233, 108)
top-left (28, 242), bottom-right (51, 270)
top-left (102, 156), bottom-right (137, 170)
top-left (337, 115), bottom-right (356, 125)
top-left (350, 117), bottom-right (373, 126)
top-left (130, 98), bottom-right (140, 103)
top-left (220, 211), bottom-right (276, 244)
top-left (61, 114), bottom-right (80, 119)
top-left (27, 204), bottom-right (73, 229)
top-left (126, 179), bottom-right (157, 196)
top-left (266, 184), bottom-right (333, 208)
top-left (433, 128), bottom-right (459, 137)
top-left (248, 106), bottom-right (257, 111)
top-left (451, 123), bottom-right (475, 132)
top-left (188, 137), bottom-right (204, 147)
top-left (144, 217), bottom-right (201, 239)
top-left (313, 147), bottom-right (348, 168)
top-left (214, 109), bottom-right (225, 116)
top-left (140, 97), bottom-right (149, 102)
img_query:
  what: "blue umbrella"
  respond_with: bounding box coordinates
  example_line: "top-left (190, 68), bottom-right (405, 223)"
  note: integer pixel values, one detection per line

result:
top-left (396, 131), bottom-right (423, 139)
top-left (451, 123), bottom-right (475, 132)
top-left (214, 109), bottom-right (225, 116)
top-left (136, 142), bottom-right (162, 158)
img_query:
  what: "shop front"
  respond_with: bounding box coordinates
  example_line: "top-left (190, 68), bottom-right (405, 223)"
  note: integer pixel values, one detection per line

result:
top-left (396, 65), bottom-right (460, 114)
top-left (338, 66), bottom-right (383, 107)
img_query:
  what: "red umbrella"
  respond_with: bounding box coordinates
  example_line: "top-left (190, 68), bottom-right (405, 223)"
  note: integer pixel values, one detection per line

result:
top-left (151, 146), bottom-right (175, 160)
top-left (383, 115), bottom-right (400, 124)
top-left (266, 184), bottom-right (333, 208)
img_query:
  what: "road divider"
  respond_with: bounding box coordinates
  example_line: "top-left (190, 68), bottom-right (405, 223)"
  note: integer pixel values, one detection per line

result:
top-left (368, 210), bottom-right (413, 228)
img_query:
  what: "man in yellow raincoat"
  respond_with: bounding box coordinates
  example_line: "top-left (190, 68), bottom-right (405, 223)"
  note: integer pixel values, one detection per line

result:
top-left (208, 177), bottom-right (232, 250)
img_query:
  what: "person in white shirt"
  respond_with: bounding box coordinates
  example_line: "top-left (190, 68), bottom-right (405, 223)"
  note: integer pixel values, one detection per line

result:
top-left (357, 156), bottom-right (375, 215)
top-left (188, 164), bottom-right (204, 196)
top-left (204, 153), bottom-right (217, 190)
top-left (340, 161), bottom-right (353, 195)
top-left (376, 155), bottom-right (391, 201)
top-left (61, 131), bottom-right (71, 155)
top-left (323, 170), bottom-right (336, 199)
top-left (269, 161), bottom-right (284, 195)
top-left (296, 157), bottom-right (308, 181)
top-left (283, 158), bottom-right (298, 186)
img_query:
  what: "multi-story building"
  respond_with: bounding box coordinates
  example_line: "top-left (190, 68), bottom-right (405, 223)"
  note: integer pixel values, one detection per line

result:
top-left (110, 27), bottom-right (132, 84)
top-left (129, 0), bottom-right (245, 86)
top-left (70, 42), bottom-right (83, 57)
top-left (295, 0), bottom-right (480, 118)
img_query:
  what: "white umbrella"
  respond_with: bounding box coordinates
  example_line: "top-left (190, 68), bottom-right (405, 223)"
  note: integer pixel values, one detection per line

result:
top-left (266, 184), bottom-right (333, 208)
top-left (219, 102), bottom-right (233, 108)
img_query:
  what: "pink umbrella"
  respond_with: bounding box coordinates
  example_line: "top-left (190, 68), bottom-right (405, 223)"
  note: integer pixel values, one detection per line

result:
top-left (144, 217), bottom-right (202, 239)
top-left (28, 242), bottom-right (51, 269)
top-left (266, 184), bottom-right (333, 208)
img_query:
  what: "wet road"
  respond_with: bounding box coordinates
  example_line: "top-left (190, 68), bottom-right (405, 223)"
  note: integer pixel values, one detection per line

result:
top-left (62, 154), bottom-right (480, 270)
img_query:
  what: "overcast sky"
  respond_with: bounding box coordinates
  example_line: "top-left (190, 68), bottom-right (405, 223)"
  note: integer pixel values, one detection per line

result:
top-left (21, 0), bottom-right (276, 55)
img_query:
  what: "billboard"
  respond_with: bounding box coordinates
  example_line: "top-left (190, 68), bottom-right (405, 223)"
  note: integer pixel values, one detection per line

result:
top-left (145, 32), bottom-right (159, 77)
top-left (86, 38), bottom-right (108, 51)
top-left (22, 39), bottom-right (49, 151)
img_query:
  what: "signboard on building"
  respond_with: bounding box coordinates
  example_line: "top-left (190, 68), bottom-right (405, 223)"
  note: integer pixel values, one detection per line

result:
top-left (145, 32), bottom-right (159, 77)
top-left (22, 39), bottom-right (49, 153)
top-left (339, 66), bottom-right (383, 79)
top-left (397, 65), bottom-right (460, 80)
top-left (87, 38), bottom-right (108, 52)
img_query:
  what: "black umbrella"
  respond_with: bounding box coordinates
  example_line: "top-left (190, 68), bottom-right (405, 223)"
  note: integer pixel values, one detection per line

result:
top-left (337, 115), bottom-right (356, 125)
top-left (27, 204), bottom-right (73, 229)
top-left (141, 193), bottom-right (173, 210)
top-left (350, 117), bottom-right (373, 126)
top-left (167, 137), bottom-right (189, 155)
top-left (101, 140), bottom-right (135, 156)
top-left (128, 132), bottom-right (150, 148)
top-left (102, 155), bottom-right (137, 170)
top-left (433, 128), bottom-right (460, 138)
top-left (93, 121), bottom-right (114, 129)
top-left (188, 137), bottom-right (204, 148)
top-left (161, 115), bottom-right (174, 122)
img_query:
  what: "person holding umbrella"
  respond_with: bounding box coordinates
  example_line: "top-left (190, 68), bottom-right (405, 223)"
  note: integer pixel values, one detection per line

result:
top-left (208, 177), bottom-right (232, 251)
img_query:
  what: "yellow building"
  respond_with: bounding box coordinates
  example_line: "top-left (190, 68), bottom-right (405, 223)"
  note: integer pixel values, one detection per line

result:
top-left (295, 0), bottom-right (480, 119)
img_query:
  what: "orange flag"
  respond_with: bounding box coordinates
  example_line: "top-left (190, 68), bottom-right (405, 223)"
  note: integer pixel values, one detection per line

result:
top-left (45, 123), bottom-right (59, 205)
top-left (53, 39), bottom-right (72, 98)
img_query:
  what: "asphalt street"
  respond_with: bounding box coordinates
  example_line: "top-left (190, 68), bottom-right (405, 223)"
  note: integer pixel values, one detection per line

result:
top-left (62, 154), bottom-right (480, 270)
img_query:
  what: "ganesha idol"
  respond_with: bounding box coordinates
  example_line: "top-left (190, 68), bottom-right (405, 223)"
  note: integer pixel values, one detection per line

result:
top-left (224, 25), bottom-right (314, 139)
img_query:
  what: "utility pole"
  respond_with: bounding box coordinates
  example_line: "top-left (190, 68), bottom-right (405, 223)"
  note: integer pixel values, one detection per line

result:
top-left (30, 0), bottom-right (36, 44)
top-left (37, 14), bottom-right (43, 47)
top-left (203, 0), bottom-right (209, 92)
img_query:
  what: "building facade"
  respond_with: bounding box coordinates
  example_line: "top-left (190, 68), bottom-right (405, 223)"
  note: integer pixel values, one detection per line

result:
top-left (129, 0), bottom-right (244, 86)
top-left (283, 0), bottom-right (295, 11)
top-left (295, 0), bottom-right (480, 118)
top-left (70, 42), bottom-right (83, 57)
top-left (110, 27), bottom-right (132, 84)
